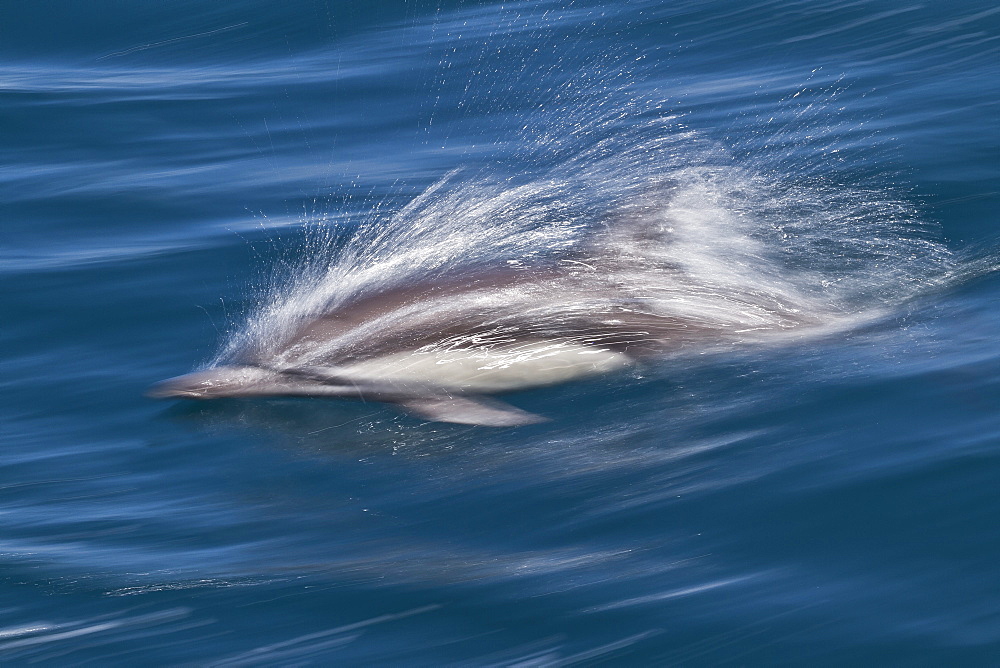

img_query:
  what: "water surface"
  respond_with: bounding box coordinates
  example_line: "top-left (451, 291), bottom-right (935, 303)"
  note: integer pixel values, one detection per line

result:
top-left (1, 1), bottom-right (998, 664)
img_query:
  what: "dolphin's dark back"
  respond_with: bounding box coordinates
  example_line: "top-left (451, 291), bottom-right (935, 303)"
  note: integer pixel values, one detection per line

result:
top-left (264, 263), bottom-right (725, 370)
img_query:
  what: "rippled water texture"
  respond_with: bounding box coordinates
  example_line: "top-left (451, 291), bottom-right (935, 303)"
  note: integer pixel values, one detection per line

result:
top-left (2, 1), bottom-right (998, 665)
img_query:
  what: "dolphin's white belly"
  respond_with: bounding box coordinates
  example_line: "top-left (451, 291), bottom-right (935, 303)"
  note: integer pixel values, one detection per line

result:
top-left (338, 341), bottom-right (632, 393)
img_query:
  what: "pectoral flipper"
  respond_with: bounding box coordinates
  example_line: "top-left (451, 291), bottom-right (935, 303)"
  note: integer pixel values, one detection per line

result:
top-left (395, 395), bottom-right (548, 426)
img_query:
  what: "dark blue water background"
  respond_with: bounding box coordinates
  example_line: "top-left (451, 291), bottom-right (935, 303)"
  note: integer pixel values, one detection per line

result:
top-left (2, 1), bottom-right (998, 664)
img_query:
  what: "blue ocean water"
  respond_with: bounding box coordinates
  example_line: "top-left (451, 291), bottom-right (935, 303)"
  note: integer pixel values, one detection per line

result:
top-left (1, 0), bottom-right (998, 664)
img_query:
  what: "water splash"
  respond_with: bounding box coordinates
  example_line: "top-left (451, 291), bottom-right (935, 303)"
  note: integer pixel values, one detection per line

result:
top-left (212, 72), bottom-right (953, 372)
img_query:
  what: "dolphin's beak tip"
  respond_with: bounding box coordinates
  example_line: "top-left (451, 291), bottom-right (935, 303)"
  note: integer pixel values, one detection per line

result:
top-left (146, 382), bottom-right (179, 399)
top-left (145, 376), bottom-right (202, 400)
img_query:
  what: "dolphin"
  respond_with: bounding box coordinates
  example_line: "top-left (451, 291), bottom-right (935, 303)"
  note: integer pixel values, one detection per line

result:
top-left (147, 260), bottom-right (725, 425)
top-left (148, 182), bottom-right (819, 426)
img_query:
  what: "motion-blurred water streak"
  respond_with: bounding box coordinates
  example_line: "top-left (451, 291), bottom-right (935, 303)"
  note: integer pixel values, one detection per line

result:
top-left (1, 0), bottom-right (997, 664)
